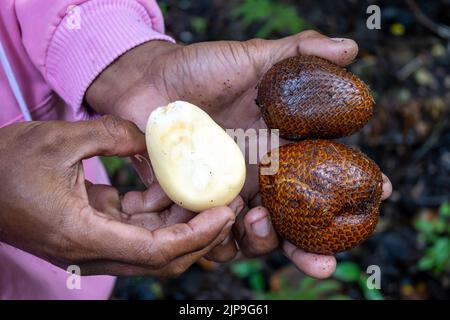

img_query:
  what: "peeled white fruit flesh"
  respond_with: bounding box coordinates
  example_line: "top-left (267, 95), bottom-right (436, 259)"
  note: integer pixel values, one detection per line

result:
top-left (146, 101), bottom-right (246, 212)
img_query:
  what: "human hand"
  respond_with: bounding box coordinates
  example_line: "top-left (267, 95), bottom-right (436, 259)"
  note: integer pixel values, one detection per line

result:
top-left (0, 116), bottom-right (240, 277)
top-left (87, 31), bottom-right (393, 278)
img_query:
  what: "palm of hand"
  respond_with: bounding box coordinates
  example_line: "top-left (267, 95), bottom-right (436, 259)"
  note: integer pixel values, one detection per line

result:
top-left (143, 40), bottom-right (287, 205)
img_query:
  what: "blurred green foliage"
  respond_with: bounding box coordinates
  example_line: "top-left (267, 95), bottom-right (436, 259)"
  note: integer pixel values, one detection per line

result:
top-left (415, 201), bottom-right (450, 275)
top-left (261, 276), bottom-right (346, 300)
top-left (231, 0), bottom-right (308, 38)
top-left (231, 260), bottom-right (265, 292)
top-left (101, 156), bottom-right (125, 177)
top-left (159, 1), bottom-right (168, 17)
top-left (334, 262), bottom-right (383, 300)
top-left (115, 276), bottom-right (164, 300)
top-left (231, 259), bottom-right (384, 300)
top-left (191, 16), bottom-right (207, 34)
top-left (333, 261), bottom-right (361, 282)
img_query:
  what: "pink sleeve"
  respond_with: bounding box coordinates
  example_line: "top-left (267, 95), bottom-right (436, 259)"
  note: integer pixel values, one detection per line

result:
top-left (15, 0), bottom-right (175, 120)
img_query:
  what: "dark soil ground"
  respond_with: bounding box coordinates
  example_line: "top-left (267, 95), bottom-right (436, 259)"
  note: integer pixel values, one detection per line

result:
top-left (110, 0), bottom-right (450, 300)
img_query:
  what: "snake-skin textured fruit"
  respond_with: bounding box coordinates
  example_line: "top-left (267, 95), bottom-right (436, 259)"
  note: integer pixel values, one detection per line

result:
top-left (259, 140), bottom-right (383, 255)
top-left (256, 55), bottom-right (374, 140)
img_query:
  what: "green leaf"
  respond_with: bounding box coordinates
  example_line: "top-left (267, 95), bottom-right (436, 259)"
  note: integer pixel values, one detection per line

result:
top-left (334, 262), bottom-right (361, 282)
top-left (363, 287), bottom-right (384, 300)
top-left (231, 260), bottom-right (262, 278)
top-left (417, 255), bottom-right (435, 270)
top-left (191, 17), bottom-right (207, 34)
top-left (231, 0), bottom-right (272, 25)
top-left (231, 0), bottom-right (308, 38)
top-left (249, 273), bottom-right (265, 292)
top-left (414, 218), bottom-right (435, 236)
top-left (359, 276), bottom-right (384, 300)
top-left (431, 238), bottom-right (450, 268)
top-left (439, 201), bottom-right (450, 218)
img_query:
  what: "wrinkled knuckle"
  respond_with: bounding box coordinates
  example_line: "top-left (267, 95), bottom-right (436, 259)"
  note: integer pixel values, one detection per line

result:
top-left (100, 115), bottom-right (131, 146)
top-left (299, 29), bottom-right (322, 39)
top-left (223, 209), bottom-right (237, 223)
top-left (246, 38), bottom-right (266, 50)
top-left (171, 224), bottom-right (194, 240)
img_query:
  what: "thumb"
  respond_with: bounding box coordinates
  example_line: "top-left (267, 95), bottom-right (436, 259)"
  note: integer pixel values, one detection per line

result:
top-left (64, 115), bottom-right (146, 164)
top-left (255, 30), bottom-right (359, 73)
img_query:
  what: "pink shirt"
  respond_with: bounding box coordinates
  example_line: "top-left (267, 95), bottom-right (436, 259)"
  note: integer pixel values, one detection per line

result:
top-left (0, 0), bottom-right (173, 299)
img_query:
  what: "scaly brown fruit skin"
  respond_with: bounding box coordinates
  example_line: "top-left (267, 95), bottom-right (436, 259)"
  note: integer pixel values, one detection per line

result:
top-left (256, 55), bottom-right (374, 140)
top-left (259, 140), bottom-right (383, 255)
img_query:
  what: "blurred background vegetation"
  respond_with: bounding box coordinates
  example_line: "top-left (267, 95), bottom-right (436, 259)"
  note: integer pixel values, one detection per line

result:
top-left (106, 0), bottom-right (450, 300)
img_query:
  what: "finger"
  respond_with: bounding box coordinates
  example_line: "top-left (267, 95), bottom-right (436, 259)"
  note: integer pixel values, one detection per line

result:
top-left (154, 198), bottom-right (242, 268)
top-left (131, 154), bottom-right (155, 187)
top-left (82, 205), bottom-right (240, 276)
top-left (87, 204), bottom-right (236, 268)
top-left (205, 197), bottom-right (243, 262)
top-left (381, 173), bottom-right (392, 200)
top-left (86, 184), bottom-right (123, 220)
top-left (80, 217), bottom-right (234, 277)
top-left (127, 205), bottom-right (196, 231)
top-left (121, 182), bottom-right (172, 214)
top-left (205, 235), bottom-right (238, 263)
top-left (282, 241), bottom-right (336, 279)
top-left (234, 206), bottom-right (279, 258)
top-left (159, 229), bottom-right (236, 277)
top-left (264, 30), bottom-right (359, 67)
top-left (297, 33), bottom-right (358, 66)
top-left (64, 115), bottom-right (146, 164)
top-left (86, 182), bottom-right (174, 226)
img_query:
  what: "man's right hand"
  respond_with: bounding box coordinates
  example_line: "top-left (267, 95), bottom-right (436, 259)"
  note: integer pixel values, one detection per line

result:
top-left (0, 116), bottom-right (240, 277)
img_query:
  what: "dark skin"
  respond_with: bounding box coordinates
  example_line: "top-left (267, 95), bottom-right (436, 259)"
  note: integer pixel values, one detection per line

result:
top-left (87, 30), bottom-right (392, 278)
top-left (0, 32), bottom-right (393, 280)
top-left (0, 116), bottom-right (242, 277)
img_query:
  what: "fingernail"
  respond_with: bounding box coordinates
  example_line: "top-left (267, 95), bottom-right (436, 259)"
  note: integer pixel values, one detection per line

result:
top-left (382, 173), bottom-right (390, 184)
top-left (251, 217), bottom-right (270, 237)
top-left (331, 37), bottom-right (350, 43)
top-left (221, 236), bottom-right (232, 246)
